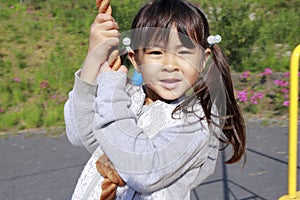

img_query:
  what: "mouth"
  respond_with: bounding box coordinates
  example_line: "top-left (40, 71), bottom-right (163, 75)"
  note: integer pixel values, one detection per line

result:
top-left (160, 78), bottom-right (181, 90)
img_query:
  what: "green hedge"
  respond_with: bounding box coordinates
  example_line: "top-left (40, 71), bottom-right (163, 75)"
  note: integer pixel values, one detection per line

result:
top-left (0, 0), bottom-right (298, 131)
top-left (3, 0), bottom-right (299, 71)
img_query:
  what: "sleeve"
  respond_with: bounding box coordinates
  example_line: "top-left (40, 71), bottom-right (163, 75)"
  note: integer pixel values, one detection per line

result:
top-left (64, 70), bottom-right (99, 154)
top-left (94, 71), bottom-right (213, 193)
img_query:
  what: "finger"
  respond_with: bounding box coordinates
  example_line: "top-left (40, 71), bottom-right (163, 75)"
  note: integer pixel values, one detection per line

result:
top-left (94, 13), bottom-right (115, 24)
top-left (89, 29), bottom-right (118, 43)
top-left (92, 20), bottom-right (119, 31)
top-left (105, 30), bottom-right (120, 38)
top-left (108, 50), bottom-right (119, 65)
top-left (117, 65), bottom-right (128, 74)
top-left (99, 62), bottom-right (112, 73)
top-left (90, 37), bottom-right (119, 54)
top-left (94, 20), bottom-right (119, 30)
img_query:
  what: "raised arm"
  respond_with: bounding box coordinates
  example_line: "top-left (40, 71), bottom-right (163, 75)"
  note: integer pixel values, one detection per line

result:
top-left (64, 12), bottom-right (122, 153)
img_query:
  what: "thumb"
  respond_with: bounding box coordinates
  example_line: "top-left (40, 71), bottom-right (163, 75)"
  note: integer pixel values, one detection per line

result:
top-left (99, 62), bottom-right (112, 73)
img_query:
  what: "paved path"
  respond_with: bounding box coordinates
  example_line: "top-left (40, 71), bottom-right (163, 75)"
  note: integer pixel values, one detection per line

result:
top-left (0, 122), bottom-right (299, 200)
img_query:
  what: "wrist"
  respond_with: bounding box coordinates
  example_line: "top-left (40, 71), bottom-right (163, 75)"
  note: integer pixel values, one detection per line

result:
top-left (80, 54), bottom-right (105, 84)
top-left (80, 68), bottom-right (98, 84)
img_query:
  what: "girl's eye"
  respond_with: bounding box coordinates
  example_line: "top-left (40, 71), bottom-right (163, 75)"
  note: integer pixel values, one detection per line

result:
top-left (149, 51), bottom-right (162, 55)
top-left (178, 51), bottom-right (192, 54)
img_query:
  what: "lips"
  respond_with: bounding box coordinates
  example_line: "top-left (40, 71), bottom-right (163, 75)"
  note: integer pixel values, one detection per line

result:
top-left (160, 78), bottom-right (181, 90)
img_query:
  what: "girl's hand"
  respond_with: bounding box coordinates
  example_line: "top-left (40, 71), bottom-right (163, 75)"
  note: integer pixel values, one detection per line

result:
top-left (80, 14), bottom-right (120, 84)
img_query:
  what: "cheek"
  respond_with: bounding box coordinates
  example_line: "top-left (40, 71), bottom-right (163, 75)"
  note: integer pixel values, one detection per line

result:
top-left (183, 65), bottom-right (200, 86)
top-left (187, 51), bottom-right (206, 72)
top-left (139, 67), bottom-right (156, 84)
top-left (140, 64), bottom-right (161, 78)
top-left (189, 57), bottom-right (202, 71)
top-left (187, 72), bottom-right (199, 86)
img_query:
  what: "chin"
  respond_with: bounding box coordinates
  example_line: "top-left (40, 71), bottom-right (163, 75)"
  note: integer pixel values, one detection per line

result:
top-left (160, 94), bottom-right (181, 102)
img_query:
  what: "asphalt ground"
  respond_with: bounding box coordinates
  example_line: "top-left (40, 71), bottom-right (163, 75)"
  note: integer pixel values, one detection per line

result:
top-left (0, 121), bottom-right (299, 200)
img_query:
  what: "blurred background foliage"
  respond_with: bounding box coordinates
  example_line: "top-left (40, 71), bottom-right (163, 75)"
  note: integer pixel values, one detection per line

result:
top-left (197, 0), bottom-right (300, 72)
top-left (0, 0), bottom-right (299, 131)
top-left (2, 0), bottom-right (298, 71)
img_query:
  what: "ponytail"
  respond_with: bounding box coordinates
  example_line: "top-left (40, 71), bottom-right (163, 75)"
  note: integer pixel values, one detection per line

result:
top-left (210, 44), bottom-right (246, 164)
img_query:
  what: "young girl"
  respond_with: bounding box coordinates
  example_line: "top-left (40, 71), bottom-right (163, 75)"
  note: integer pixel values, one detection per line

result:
top-left (64, 0), bottom-right (246, 199)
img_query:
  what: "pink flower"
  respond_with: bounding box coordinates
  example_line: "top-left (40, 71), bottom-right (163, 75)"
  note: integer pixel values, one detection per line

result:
top-left (240, 71), bottom-right (250, 79)
top-left (0, 109), bottom-right (4, 113)
top-left (40, 80), bottom-right (49, 89)
top-left (251, 98), bottom-right (258, 105)
top-left (250, 93), bottom-right (264, 105)
top-left (261, 68), bottom-right (273, 75)
top-left (284, 72), bottom-right (290, 78)
top-left (13, 77), bottom-right (21, 83)
top-left (236, 90), bottom-right (248, 103)
top-left (283, 101), bottom-right (289, 106)
top-left (281, 88), bottom-right (289, 93)
top-left (274, 80), bottom-right (280, 85)
top-left (274, 80), bottom-right (289, 87)
top-left (253, 93), bottom-right (264, 99)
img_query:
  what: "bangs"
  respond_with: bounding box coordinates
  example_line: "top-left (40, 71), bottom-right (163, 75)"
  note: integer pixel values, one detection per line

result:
top-left (130, 0), bottom-right (209, 49)
top-left (130, 27), bottom-right (197, 51)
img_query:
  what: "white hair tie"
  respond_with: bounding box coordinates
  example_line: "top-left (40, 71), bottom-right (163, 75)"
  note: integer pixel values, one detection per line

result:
top-left (207, 35), bottom-right (222, 47)
top-left (122, 37), bottom-right (132, 52)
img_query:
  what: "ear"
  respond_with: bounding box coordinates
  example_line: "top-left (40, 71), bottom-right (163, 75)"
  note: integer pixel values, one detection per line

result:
top-left (204, 48), bottom-right (211, 61)
top-left (127, 50), bottom-right (141, 73)
top-left (202, 48), bottom-right (211, 71)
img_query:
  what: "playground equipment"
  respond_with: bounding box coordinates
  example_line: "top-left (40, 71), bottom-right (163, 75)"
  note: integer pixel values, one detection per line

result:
top-left (279, 44), bottom-right (300, 200)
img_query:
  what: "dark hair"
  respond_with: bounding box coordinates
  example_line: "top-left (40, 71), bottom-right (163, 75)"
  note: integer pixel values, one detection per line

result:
top-left (130, 0), bottom-right (246, 164)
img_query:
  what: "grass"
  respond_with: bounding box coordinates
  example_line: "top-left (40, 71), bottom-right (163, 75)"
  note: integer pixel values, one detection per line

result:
top-left (0, 0), bottom-right (296, 135)
top-left (0, 1), bottom-right (95, 132)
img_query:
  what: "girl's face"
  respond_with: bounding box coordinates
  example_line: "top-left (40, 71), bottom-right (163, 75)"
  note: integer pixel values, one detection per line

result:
top-left (129, 29), bottom-right (210, 102)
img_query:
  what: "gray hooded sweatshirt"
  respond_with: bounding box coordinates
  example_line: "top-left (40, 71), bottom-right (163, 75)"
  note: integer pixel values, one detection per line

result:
top-left (64, 70), bottom-right (220, 200)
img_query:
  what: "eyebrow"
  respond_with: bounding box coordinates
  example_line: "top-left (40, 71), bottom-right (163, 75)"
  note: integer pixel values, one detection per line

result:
top-left (176, 44), bottom-right (193, 48)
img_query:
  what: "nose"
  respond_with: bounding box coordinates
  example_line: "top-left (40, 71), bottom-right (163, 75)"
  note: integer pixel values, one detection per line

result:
top-left (162, 52), bottom-right (179, 72)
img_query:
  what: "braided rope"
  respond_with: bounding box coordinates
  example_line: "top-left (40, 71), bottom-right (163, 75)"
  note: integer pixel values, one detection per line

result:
top-left (95, 2), bottom-right (124, 199)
